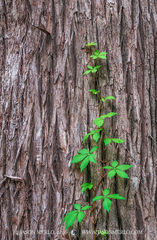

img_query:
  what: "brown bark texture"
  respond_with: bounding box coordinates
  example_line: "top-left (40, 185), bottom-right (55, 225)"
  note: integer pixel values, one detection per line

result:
top-left (0, 0), bottom-right (157, 240)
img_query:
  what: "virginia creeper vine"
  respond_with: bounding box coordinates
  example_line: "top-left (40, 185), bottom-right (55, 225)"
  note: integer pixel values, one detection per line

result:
top-left (62, 42), bottom-right (133, 239)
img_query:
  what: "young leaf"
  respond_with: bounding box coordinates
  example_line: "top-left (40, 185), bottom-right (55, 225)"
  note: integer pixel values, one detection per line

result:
top-left (116, 170), bottom-right (129, 178)
top-left (90, 50), bottom-right (107, 60)
top-left (103, 166), bottom-right (113, 170)
top-left (94, 128), bottom-right (103, 133)
top-left (105, 112), bottom-right (117, 118)
top-left (83, 70), bottom-right (91, 75)
top-left (82, 129), bottom-right (103, 142)
top-left (103, 96), bottom-right (116, 102)
top-left (92, 196), bottom-right (104, 202)
top-left (74, 204), bottom-right (81, 210)
top-left (81, 205), bottom-right (91, 210)
top-left (116, 165), bottom-right (133, 170)
top-left (93, 133), bottom-right (100, 142)
top-left (107, 194), bottom-right (125, 200)
top-left (104, 138), bottom-right (112, 146)
top-left (89, 89), bottom-right (100, 95)
top-left (95, 65), bottom-right (101, 69)
top-left (81, 183), bottom-right (93, 192)
top-left (108, 170), bottom-right (116, 178)
top-left (103, 198), bottom-right (112, 212)
top-left (80, 158), bottom-right (90, 172)
top-left (78, 149), bottom-right (89, 155)
top-left (90, 146), bottom-right (98, 153)
top-left (112, 138), bottom-right (125, 143)
top-left (82, 133), bottom-right (90, 142)
top-left (101, 97), bottom-right (105, 102)
top-left (71, 154), bottom-right (86, 164)
top-left (87, 65), bottom-right (93, 70)
top-left (65, 212), bottom-right (78, 229)
top-left (88, 154), bottom-right (96, 163)
top-left (62, 210), bottom-right (78, 223)
top-left (93, 117), bottom-right (104, 127)
top-left (99, 51), bottom-right (107, 59)
top-left (77, 211), bottom-right (85, 223)
top-left (86, 42), bottom-right (97, 47)
top-left (111, 160), bottom-right (118, 168)
top-left (103, 188), bottom-right (110, 196)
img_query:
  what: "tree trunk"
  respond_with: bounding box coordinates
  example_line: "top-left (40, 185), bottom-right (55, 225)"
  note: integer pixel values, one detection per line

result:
top-left (0, 1), bottom-right (156, 239)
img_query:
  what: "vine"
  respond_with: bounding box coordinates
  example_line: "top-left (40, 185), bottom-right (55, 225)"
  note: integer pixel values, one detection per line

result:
top-left (62, 42), bottom-right (133, 239)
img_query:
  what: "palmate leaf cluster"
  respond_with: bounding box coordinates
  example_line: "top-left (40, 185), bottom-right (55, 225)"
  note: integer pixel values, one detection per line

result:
top-left (81, 182), bottom-right (93, 192)
top-left (82, 128), bottom-right (103, 142)
top-left (70, 147), bottom-right (98, 172)
top-left (104, 137), bottom-right (125, 145)
top-left (92, 188), bottom-right (125, 212)
top-left (62, 42), bottom-right (133, 232)
top-left (84, 65), bottom-right (101, 75)
top-left (90, 50), bottom-right (107, 60)
top-left (103, 160), bottom-right (133, 179)
top-left (93, 112), bottom-right (117, 128)
top-left (62, 204), bottom-right (91, 229)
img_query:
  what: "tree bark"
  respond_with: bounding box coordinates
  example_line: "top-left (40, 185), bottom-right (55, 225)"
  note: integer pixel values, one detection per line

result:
top-left (0, 0), bottom-right (156, 239)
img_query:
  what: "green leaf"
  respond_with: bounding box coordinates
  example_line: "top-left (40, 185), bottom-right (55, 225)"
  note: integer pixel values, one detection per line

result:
top-left (74, 204), bottom-right (81, 210)
top-left (112, 138), bottom-right (125, 143)
top-left (86, 42), bottom-right (97, 47)
top-left (81, 182), bottom-right (92, 187)
top-left (103, 188), bottom-right (110, 196)
top-left (95, 65), bottom-right (101, 69)
top-left (65, 212), bottom-right (78, 229)
top-left (71, 154), bottom-right (86, 164)
top-left (108, 170), bottom-right (116, 178)
top-left (90, 51), bottom-right (107, 60)
top-left (103, 166), bottom-right (113, 170)
top-left (90, 146), bottom-right (98, 153)
top-left (82, 133), bottom-right (90, 142)
top-left (93, 117), bottom-right (104, 127)
top-left (103, 198), bottom-right (112, 212)
top-left (81, 183), bottom-right (93, 192)
top-left (81, 205), bottom-right (91, 211)
top-left (99, 52), bottom-right (107, 59)
top-left (116, 165), bottom-right (133, 170)
top-left (78, 149), bottom-right (89, 155)
top-left (89, 89), bottom-right (100, 95)
top-left (87, 65), bottom-right (93, 70)
top-left (82, 129), bottom-right (102, 142)
top-left (105, 112), bottom-right (117, 118)
top-left (104, 96), bottom-right (116, 102)
top-left (92, 69), bottom-right (98, 73)
top-left (116, 170), bottom-right (129, 178)
top-left (107, 194), bottom-right (125, 200)
top-left (83, 70), bottom-right (91, 75)
top-left (77, 211), bottom-right (85, 223)
top-left (80, 158), bottom-right (90, 172)
top-left (92, 196), bottom-right (104, 202)
top-left (94, 128), bottom-right (103, 133)
top-left (111, 160), bottom-right (118, 168)
top-left (104, 138), bottom-right (112, 146)
top-left (101, 97), bottom-right (105, 102)
top-left (62, 210), bottom-right (77, 223)
top-left (93, 133), bottom-right (100, 142)
top-left (88, 154), bottom-right (96, 163)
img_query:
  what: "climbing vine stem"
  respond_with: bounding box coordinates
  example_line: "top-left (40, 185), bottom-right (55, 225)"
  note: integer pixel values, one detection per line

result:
top-left (62, 42), bottom-right (133, 239)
